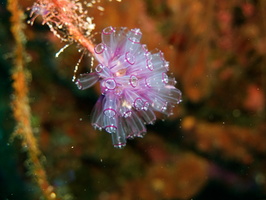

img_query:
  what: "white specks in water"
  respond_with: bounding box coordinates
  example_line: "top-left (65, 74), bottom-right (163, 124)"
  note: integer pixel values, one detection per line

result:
top-left (79, 118), bottom-right (83, 121)
top-left (97, 6), bottom-right (104, 11)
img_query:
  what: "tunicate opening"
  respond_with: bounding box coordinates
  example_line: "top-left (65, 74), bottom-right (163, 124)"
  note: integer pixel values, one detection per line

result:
top-left (125, 52), bottom-right (135, 65)
top-left (92, 123), bottom-right (102, 131)
top-left (127, 29), bottom-right (142, 44)
top-left (142, 44), bottom-right (149, 53)
top-left (164, 61), bottom-right (169, 71)
top-left (95, 64), bottom-right (104, 73)
top-left (103, 26), bottom-right (115, 35)
top-left (161, 102), bottom-right (168, 112)
top-left (75, 80), bottom-right (82, 90)
top-left (104, 108), bottom-right (116, 118)
top-left (123, 110), bottom-right (132, 118)
top-left (75, 73), bottom-right (99, 90)
top-left (142, 101), bottom-right (149, 111)
top-left (146, 59), bottom-right (154, 71)
top-left (159, 51), bottom-right (166, 62)
top-left (128, 36), bottom-right (140, 44)
top-left (145, 78), bottom-right (151, 88)
top-left (105, 125), bottom-right (117, 133)
top-left (112, 131), bottom-right (126, 149)
top-left (162, 72), bottom-right (169, 84)
top-left (113, 142), bottom-right (126, 149)
top-left (94, 43), bottom-right (106, 54)
top-left (130, 75), bottom-right (138, 88)
top-left (134, 98), bottom-right (143, 110)
top-left (104, 78), bottom-right (116, 90)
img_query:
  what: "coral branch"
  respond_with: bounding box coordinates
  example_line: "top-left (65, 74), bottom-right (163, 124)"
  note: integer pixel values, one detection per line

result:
top-left (30, 0), bottom-right (96, 55)
top-left (8, 0), bottom-right (59, 199)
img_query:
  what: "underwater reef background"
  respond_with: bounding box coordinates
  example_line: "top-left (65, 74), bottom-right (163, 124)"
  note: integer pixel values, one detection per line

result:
top-left (1, 0), bottom-right (266, 199)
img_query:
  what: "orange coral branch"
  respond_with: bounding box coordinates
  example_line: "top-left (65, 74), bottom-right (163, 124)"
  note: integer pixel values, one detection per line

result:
top-left (30, 0), bottom-right (96, 55)
top-left (8, 0), bottom-right (59, 199)
top-left (50, 0), bottom-right (95, 54)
